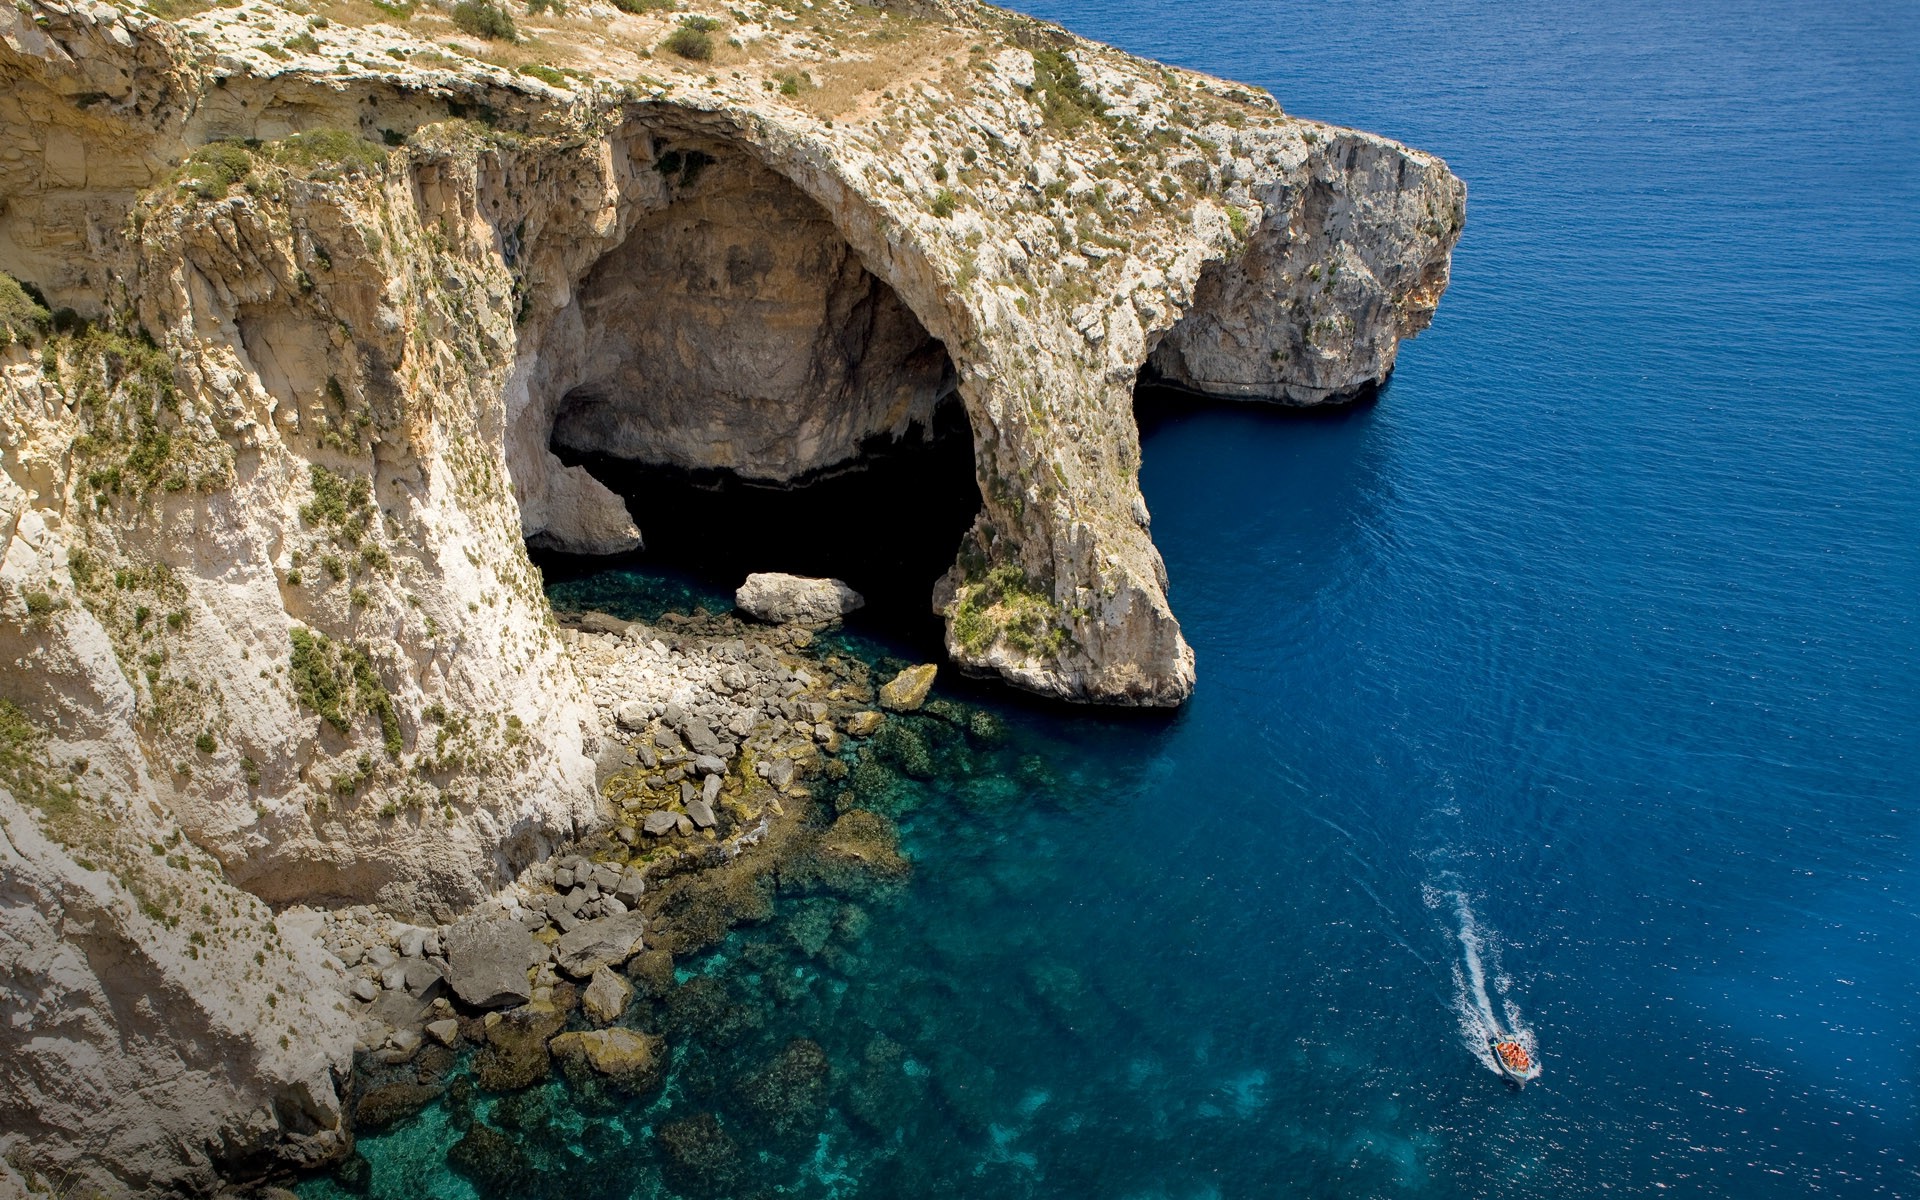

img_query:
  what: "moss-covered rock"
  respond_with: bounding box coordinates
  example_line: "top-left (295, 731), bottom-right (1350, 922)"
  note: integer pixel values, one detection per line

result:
top-left (877, 663), bottom-right (938, 712)
top-left (870, 719), bottom-right (935, 781)
top-left (624, 946), bottom-right (676, 998)
top-left (472, 1000), bottom-right (565, 1091)
top-left (847, 1034), bottom-right (922, 1137)
top-left (351, 1080), bottom-right (443, 1131)
top-left (782, 810), bottom-right (911, 898)
top-left (448, 1121), bottom-right (535, 1200)
top-left (735, 1037), bottom-right (831, 1139)
top-left (662, 975), bottom-right (766, 1050)
top-left (549, 1027), bottom-right (665, 1096)
top-left (656, 1112), bottom-right (745, 1199)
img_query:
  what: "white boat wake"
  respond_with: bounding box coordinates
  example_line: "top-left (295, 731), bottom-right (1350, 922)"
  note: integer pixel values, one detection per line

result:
top-left (1425, 882), bottom-right (1538, 1079)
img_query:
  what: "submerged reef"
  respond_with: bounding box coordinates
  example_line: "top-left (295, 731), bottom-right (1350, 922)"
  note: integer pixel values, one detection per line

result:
top-left (289, 599), bottom-right (1152, 1200)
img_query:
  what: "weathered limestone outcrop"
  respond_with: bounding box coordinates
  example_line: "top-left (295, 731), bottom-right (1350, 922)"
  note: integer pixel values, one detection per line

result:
top-left (736, 572), bottom-right (865, 627)
top-left (0, 0), bottom-right (1460, 1190)
top-left (0, 783), bottom-right (354, 1196)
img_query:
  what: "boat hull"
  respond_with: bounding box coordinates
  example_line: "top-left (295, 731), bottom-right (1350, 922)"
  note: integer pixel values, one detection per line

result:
top-left (1487, 1037), bottom-right (1541, 1087)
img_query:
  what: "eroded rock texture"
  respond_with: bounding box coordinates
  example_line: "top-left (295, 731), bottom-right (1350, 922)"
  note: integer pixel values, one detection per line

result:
top-left (0, 0), bottom-right (1460, 1190)
top-left (546, 148), bottom-right (956, 484)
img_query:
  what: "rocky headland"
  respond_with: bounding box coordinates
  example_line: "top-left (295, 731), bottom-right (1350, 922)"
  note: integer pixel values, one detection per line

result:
top-left (0, 0), bottom-right (1461, 1191)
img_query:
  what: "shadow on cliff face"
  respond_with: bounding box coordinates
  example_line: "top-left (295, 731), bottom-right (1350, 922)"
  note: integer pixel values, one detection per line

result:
top-left (537, 400), bottom-right (980, 652)
top-left (523, 133), bottom-right (985, 652)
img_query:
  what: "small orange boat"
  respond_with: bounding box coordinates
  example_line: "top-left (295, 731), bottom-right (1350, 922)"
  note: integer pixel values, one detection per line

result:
top-left (1487, 1034), bottom-right (1541, 1087)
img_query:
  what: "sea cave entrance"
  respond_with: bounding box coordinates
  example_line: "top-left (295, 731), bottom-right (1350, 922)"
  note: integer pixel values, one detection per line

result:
top-left (543, 402), bottom-right (979, 646)
top-left (526, 136), bottom-right (981, 647)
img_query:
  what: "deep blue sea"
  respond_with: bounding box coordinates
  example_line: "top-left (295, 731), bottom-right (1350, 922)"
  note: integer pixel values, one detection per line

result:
top-left (310, 1), bottom-right (1919, 1196)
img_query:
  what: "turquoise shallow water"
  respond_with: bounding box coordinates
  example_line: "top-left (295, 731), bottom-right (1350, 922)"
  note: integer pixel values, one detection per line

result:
top-left (307, 0), bottom-right (1919, 1195)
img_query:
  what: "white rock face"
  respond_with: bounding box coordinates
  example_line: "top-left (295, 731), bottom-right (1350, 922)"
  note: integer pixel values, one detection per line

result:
top-left (735, 574), bottom-right (866, 627)
top-left (0, 787), bottom-right (355, 1197)
top-left (1145, 126), bottom-right (1461, 404)
top-left (0, 0), bottom-right (1462, 1189)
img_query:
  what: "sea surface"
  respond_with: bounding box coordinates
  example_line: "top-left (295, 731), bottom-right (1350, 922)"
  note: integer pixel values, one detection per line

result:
top-left (307, 0), bottom-right (1919, 1195)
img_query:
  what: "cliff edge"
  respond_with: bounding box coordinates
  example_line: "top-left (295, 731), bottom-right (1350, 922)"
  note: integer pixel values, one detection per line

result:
top-left (0, 0), bottom-right (1461, 1191)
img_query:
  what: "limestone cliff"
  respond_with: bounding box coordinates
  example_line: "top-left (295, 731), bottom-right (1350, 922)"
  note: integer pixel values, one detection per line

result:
top-left (0, 0), bottom-right (1461, 1191)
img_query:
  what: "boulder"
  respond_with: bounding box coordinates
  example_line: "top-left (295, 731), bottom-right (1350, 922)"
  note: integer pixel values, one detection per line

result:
top-left (387, 1028), bottom-right (423, 1057)
top-left (735, 573), bottom-right (864, 626)
top-left (577, 611), bottom-right (634, 637)
top-left (549, 1027), bottom-right (664, 1093)
top-left (686, 798), bottom-right (716, 829)
top-left (694, 753), bottom-right (728, 777)
top-left (615, 701), bottom-right (650, 731)
top-left (766, 758), bottom-right (796, 789)
top-left (474, 1001), bottom-right (565, 1091)
top-left (878, 664), bottom-right (937, 712)
top-left (425, 1018), bottom-right (461, 1047)
top-left (700, 773), bottom-right (721, 805)
top-left (401, 957), bottom-right (446, 997)
top-left (553, 911), bottom-right (648, 978)
top-left (353, 1079), bottom-right (441, 1131)
top-left (581, 966), bottom-right (634, 1024)
top-left (615, 869), bottom-right (646, 906)
top-left (444, 918), bottom-right (543, 1009)
top-left (844, 710), bottom-right (885, 737)
top-left (643, 811), bottom-right (679, 837)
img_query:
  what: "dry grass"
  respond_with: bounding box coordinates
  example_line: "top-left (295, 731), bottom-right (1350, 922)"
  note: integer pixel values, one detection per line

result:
top-left (312, 0), bottom-right (423, 31)
top-left (790, 28), bottom-right (966, 119)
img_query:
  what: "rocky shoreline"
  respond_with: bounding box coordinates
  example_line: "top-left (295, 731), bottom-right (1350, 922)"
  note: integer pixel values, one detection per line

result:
top-left (0, 0), bottom-right (1461, 1188)
top-left (286, 587), bottom-right (934, 1191)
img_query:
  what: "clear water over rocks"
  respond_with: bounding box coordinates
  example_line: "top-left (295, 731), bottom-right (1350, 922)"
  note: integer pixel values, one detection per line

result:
top-left (302, 0), bottom-right (1918, 1195)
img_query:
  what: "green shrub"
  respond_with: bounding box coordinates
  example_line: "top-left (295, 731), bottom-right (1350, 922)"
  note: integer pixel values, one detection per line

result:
top-left (0, 700), bottom-right (80, 822)
top-left (55, 327), bottom-right (220, 499)
top-left (950, 563), bottom-right (1067, 658)
top-left (0, 274), bottom-right (51, 346)
top-left (452, 0), bottom-right (517, 41)
top-left (271, 129), bottom-right (389, 174)
top-left (288, 628), bottom-right (403, 755)
top-left (301, 464), bottom-right (373, 546)
top-left (176, 131), bottom-right (387, 199)
top-left (518, 62), bottom-right (567, 87)
top-left (1029, 47), bottom-right (1105, 133)
top-left (611, 0), bottom-right (675, 10)
top-left (283, 31), bottom-right (319, 53)
top-left (929, 188), bottom-right (958, 219)
top-left (662, 19), bottom-right (714, 59)
top-left (178, 141), bottom-right (255, 199)
top-left (195, 732), bottom-right (216, 754)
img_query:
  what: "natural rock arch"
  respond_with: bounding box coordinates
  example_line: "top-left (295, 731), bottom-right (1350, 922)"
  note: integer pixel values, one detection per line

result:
top-left (509, 124), bottom-right (969, 567)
